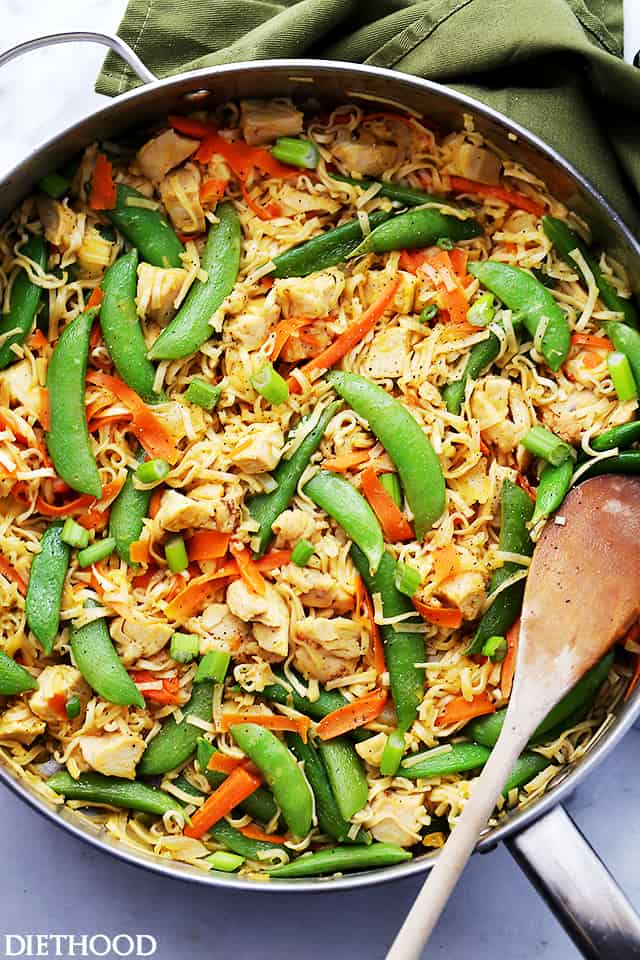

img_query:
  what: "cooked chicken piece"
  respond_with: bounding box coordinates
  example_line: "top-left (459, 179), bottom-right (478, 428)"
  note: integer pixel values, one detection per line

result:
top-left (155, 490), bottom-right (213, 532)
top-left (293, 616), bottom-right (362, 684)
top-left (29, 665), bottom-right (90, 724)
top-left (281, 564), bottom-right (352, 613)
top-left (79, 732), bottom-right (146, 780)
top-left (229, 422), bottom-right (284, 474)
top-left (333, 140), bottom-right (398, 178)
top-left (540, 389), bottom-right (635, 446)
top-left (197, 603), bottom-right (251, 653)
top-left (158, 163), bottom-right (205, 235)
top-left (280, 318), bottom-right (333, 364)
top-left (273, 269), bottom-right (344, 319)
top-left (363, 791), bottom-right (427, 847)
top-left (0, 359), bottom-right (44, 418)
top-left (76, 227), bottom-right (113, 277)
top-left (227, 579), bottom-right (290, 658)
top-left (446, 143), bottom-right (502, 184)
top-left (448, 459), bottom-right (492, 506)
top-left (186, 482), bottom-right (244, 533)
top-left (240, 99), bottom-right (303, 146)
top-left (35, 197), bottom-right (79, 250)
top-left (272, 509), bottom-right (317, 546)
top-left (363, 269), bottom-right (417, 315)
top-left (115, 171), bottom-right (155, 198)
top-left (225, 299), bottom-right (277, 349)
top-left (438, 571), bottom-right (486, 620)
top-left (110, 618), bottom-right (173, 666)
top-left (0, 701), bottom-right (45, 744)
top-left (355, 731), bottom-right (387, 767)
top-left (277, 185), bottom-right (340, 217)
top-left (361, 326), bottom-right (408, 380)
top-left (136, 263), bottom-right (188, 323)
top-left (137, 129), bottom-right (199, 183)
top-left (470, 376), bottom-right (532, 454)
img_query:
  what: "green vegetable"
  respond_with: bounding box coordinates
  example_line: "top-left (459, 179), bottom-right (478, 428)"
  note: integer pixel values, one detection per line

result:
top-left (170, 633), bottom-right (200, 664)
top-left (290, 539), bottom-right (315, 567)
top-left (437, 237), bottom-right (455, 251)
top-left (207, 851), bottom-right (245, 872)
top-left (37, 172), bottom-right (70, 199)
top-left (0, 650), bottom-right (37, 695)
top-left (195, 650), bottom-right (230, 683)
top-left (195, 738), bottom-right (279, 824)
top-left (65, 695), bottom-right (81, 719)
top-left (579, 451), bottom-right (640, 479)
top-left (379, 472), bottom-right (402, 508)
top-left (77, 537), bottom-right (117, 568)
top-left (304, 470), bottom-right (384, 575)
top-left (442, 331), bottom-right (501, 415)
top-left (271, 137), bottom-right (319, 169)
top-left (208, 818), bottom-right (286, 861)
top-left (317, 736), bottom-right (369, 821)
top-left (139, 682), bottom-right (214, 776)
top-left (482, 635), bottom-right (507, 662)
top-left (607, 352), bottom-right (637, 402)
top-left (330, 173), bottom-right (448, 208)
top-left (401, 742), bottom-right (490, 779)
top-left (107, 184), bottom-right (184, 268)
top-left (351, 208), bottom-right (482, 258)
top-left (251, 362), bottom-right (289, 405)
top-left (532, 459), bottom-right (574, 524)
top-left (47, 771), bottom-right (183, 817)
top-left (268, 843), bottom-right (412, 878)
top-left (109, 452), bottom-right (152, 566)
top-left (591, 421), bottom-right (640, 452)
top-left (503, 753), bottom-right (550, 795)
top-left (467, 292), bottom-right (496, 328)
top-left (165, 535), bottom-right (188, 573)
top-left (394, 562), bottom-right (421, 598)
top-left (418, 304), bottom-right (438, 323)
top-left (185, 378), bottom-right (221, 411)
top-left (25, 521), bottom-right (70, 654)
top-left (135, 458), bottom-right (170, 486)
top-left (607, 322), bottom-right (640, 390)
top-left (70, 604), bottom-right (145, 707)
top-left (380, 729), bottom-right (406, 776)
top-left (521, 425), bottom-right (576, 465)
top-left (0, 234), bottom-right (47, 370)
top-left (61, 518), bottom-right (90, 550)
top-left (247, 666), bottom-right (349, 720)
top-left (271, 210), bottom-right (392, 278)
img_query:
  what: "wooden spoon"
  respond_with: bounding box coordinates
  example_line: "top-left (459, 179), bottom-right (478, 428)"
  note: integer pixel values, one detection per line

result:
top-left (387, 474), bottom-right (640, 960)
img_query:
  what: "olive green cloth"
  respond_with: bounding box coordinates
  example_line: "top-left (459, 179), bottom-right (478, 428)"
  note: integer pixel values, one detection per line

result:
top-left (97, 0), bottom-right (639, 232)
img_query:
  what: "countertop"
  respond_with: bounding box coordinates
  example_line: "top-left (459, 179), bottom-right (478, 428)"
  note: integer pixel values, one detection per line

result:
top-left (1, 2), bottom-right (640, 958)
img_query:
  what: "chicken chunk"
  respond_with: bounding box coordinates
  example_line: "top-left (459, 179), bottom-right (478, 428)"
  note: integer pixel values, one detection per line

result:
top-left (76, 227), bottom-right (113, 277)
top-left (294, 616), bottom-right (362, 684)
top-left (438, 571), bottom-right (486, 620)
top-left (197, 603), bottom-right (251, 653)
top-left (155, 490), bottom-right (213, 532)
top-left (182, 482), bottom-right (244, 534)
top-left (540, 388), bottom-right (635, 446)
top-left (363, 269), bottom-right (417, 315)
top-left (137, 129), bottom-right (199, 183)
top-left (273, 269), bottom-right (344, 319)
top-left (0, 359), bottom-right (43, 418)
top-left (272, 509), bottom-right (317, 547)
top-left (158, 163), bottom-right (205, 235)
top-left (225, 299), bottom-right (277, 349)
top-left (448, 459), bottom-right (492, 506)
top-left (0, 701), bottom-right (45, 745)
top-left (240, 99), bottom-right (303, 146)
top-left (333, 140), bottom-right (398, 178)
top-left (29, 666), bottom-right (90, 724)
top-left (281, 564), bottom-right (352, 613)
top-left (363, 791), bottom-right (427, 847)
top-left (277, 185), bottom-right (340, 217)
top-left (280, 318), bottom-right (333, 364)
top-left (226, 580), bottom-right (290, 658)
top-left (229, 422), bottom-right (284, 474)
top-left (115, 171), bottom-right (154, 198)
top-left (110, 618), bottom-right (173, 666)
top-left (361, 326), bottom-right (408, 380)
top-left (35, 197), bottom-right (79, 251)
top-left (79, 732), bottom-right (146, 780)
top-left (446, 143), bottom-right (502, 184)
top-left (136, 263), bottom-right (188, 323)
top-left (470, 376), bottom-right (532, 454)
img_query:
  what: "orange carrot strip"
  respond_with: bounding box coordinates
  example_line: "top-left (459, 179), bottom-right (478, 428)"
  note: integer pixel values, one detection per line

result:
top-left (449, 247), bottom-right (469, 280)
top-left (86, 287), bottom-right (105, 310)
top-left (39, 388), bottom-right (50, 431)
top-left (88, 412), bottom-right (133, 433)
top-left (47, 693), bottom-right (68, 720)
top-left (238, 824), bottom-right (287, 844)
top-left (229, 542), bottom-right (266, 597)
top-left (361, 580), bottom-right (386, 677)
top-left (501, 619), bottom-right (520, 698)
top-left (436, 692), bottom-right (496, 727)
top-left (316, 688), bottom-right (388, 740)
top-left (90, 153), bottom-right (116, 211)
top-left (449, 176), bottom-right (544, 218)
top-left (360, 466), bottom-right (414, 542)
top-left (35, 480), bottom-right (123, 518)
top-left (168, 115), bottom-right (217, 139)
top-left (194, 132), bottom-right (297, 180)
top-left (269, 315), bottom-right (313, 361)
top-left (516, 472), bottom-right (537, 503)
top-left (571, 333), bottom-right (613, 351)
top-left (323, 450), bottom-right (373, 473)
top-left (424, 249), bottom-right (468, 324)
top-left (132, 569), bottom-right (156, 590)
top-left (129, 540), bottom-right (150, 565)
top-left (240, 181), bottom-right (277, 221)
top-left (413, 597), bottom-right (463, 629)
top-left (398, 249), bottom-right (426, 275)
top-left (187, 530), bottom-right (231, 562)
top-left (432, 545), bottom-right (459, 586)
top-left (625, 653), bottom-right (640, 703)
top-left (0, 409), bottom-right (32, 445)
top-left (0, 557), bottom-right (27, 595)
top-left (130, 670), bottom-right (181, 705)
top-left (86, 371), bottom-right (178, 463)
top-left (207, 753), bottom-right (247, 775)
top-left (199, 178), bottom-right (227, 204)
top-left (28, 328), bottom-right (48, 350)
top-left (149, 488), bottom-right (163, 520)
top-left (184, 766), bottom-right (263, 839)
top-left (219, 713), bottom-right (311, 743)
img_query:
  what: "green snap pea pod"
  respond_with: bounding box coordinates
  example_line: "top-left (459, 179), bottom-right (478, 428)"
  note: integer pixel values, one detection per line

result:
top-left (400, 742), bottom-right (491, 779)
top-left (351, 546), bottom-right (424, 732)
top-left (606, 321), bottom-right (640, 388)
top-left (107, 184), bottom-right (184, 268)
top-left (441, 331), bottom-right (501, 415)
top-left (138, 681), bottom-right (214, 775)
top-left (591, 421), bottom-right (640, 452)
top-left (268, 843), bottom-right (412, 878)
top-left (47, 771), bottom-right (183, 816)
top-left (467, 480), bottom-right (533, 655)
top-left (195, 738), bottom-right (279, 824)
top-left (0, 650), bottom-right (37, 695)
top-left (230, 723), bottom-right (313, 838)
top-left (25, 521), bottom-right (70, 654)
top-left (248, 400), bottom-right (341, 556)
top-left (317, 736), bottom-right (369, 821)
top-left (351, 208), bottom-right (482, 257)
top-left (148, 203), bottom-right (241, 360)
top-left (100, 250), bottom-right (161, 403)
top-left (327, 371), bottom-right (445, 539)
top-left (579, 451), bottom-right (640, 479)
top-left (109, 452), bottom-right (152, 566)
top-left (329, 173), bottom-right (452, 208)
top-left (271, 210), bottom-right (391, 278)
top-left (467, 651), bottom-right (614, 748)
top-left (70, 603), bottom-right (145, 708)
top-left (249, 666), bottom-right (349, 718)
top-left (531, 459), bottom-right (574, 523)
top-left (46, 307), bottom-right (102, 498)
top-left (503, 753), bottom-right (551, 795)
top-left (542, 215), bottom-right (639, 329)
top-left (0, 234), bottom-right (47, 369)
top-left (303, 470), bottom-right (384, 575)
top-left (468, 261), bottom-right (570, 370)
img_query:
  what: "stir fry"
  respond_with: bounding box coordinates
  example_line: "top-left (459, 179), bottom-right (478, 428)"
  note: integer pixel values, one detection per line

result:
top-left (0, 97), bottom-right (638, 878)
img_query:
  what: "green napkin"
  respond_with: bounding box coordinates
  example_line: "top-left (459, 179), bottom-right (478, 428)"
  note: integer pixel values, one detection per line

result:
top-left (97, 0), bottom-right (639, 232)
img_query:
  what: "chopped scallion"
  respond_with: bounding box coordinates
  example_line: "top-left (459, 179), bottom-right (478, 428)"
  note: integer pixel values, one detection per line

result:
top-left (77, 536), bottom-right (117, 568)
top-left (185, 378), bottom-right (221, 411)
top-left (379, 473), bottom-right (402, 509)
top-left (207, 851), bottom-right (245, 872)
top-left (65, 695), bottom-right (81, 719)
top-left (380, 729), bottom-right (405, 776)
top-left (135, 458), bottom-right (170, 485)
top-left (165, 535), bottom-right (188, 573)
top-left (196, 650), bottom-right (231, 683)
top-left (251, 362), bottom-right (289, 405)
top-left (521, 425), bottom-right (576, 466)
top-left (291, 538), bottom-right (315, 567)
top-left (436, 237), bottom-right (454, 251)
top-left (607, 351), bottom-right (638, 403)
top-left (61, 518), bottom-right (90, 549)
top-left (170, 632), bottom-right (200, 664)
top-left (467, 292), bottom-right (496, 328)
top-left (418, 304), bottom-right (438, 324)
top-left (270, 137), bottom-right (319, 170)
top-left (481, 635), bottom-right (507, 662)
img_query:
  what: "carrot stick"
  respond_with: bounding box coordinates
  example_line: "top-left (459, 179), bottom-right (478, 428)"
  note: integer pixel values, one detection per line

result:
top-left (169, 115), bottom-right (217, 139)
top-left (269, 315), bottom-right (313, 361)
top-left (149, 488), bottom-right (163, 520)
top-left (207, 753), bottom-right (247, 775)
top-left (229, 542), bottom-right (266, 597)
top-left (184, 766), bottom-right (263, 839)
top-left (501, 619), bottom-right (520, 698)
top-left (238, 824), bottom-right (287, 844)
top-left (413, 598), bottom-right (463, 629)
top-left (360, 466), bottom-right (415, 542)
top-left (0, 557), bottom-right (27, 595)
top-left (449, 176), bottom-right (545, 218)
top-left (90, 153), bottom-right (116, 211)
top-left (36, 479), bottom-right (124, 518)
top-left (130, 671), bottom-right (181, 705)
top-left (219, 713), bottom-right (311, 743)
top-left (432, 545), bottom-right (459, 586)
top-left (46, 693), bottom-right (68, 719)
top-left (39, 388), bottom-right (50, 431)
top-left (28, 328), bottom-right (49, 350)
top-left (86, 372), bottom-right (178, 463)
top-left (316, 688), bottom-right (388, 740)
top-left (129, 540), bottom-right (150, 565)
top-left (436, 692), bottom-right (495, 727)
top-left (423, 249), bottom-right (468, 324)
top-left (398, 249), bottom-right (427, 275)
top-left (323, 450), bottom-right (373, 473)
top-left (199, 178), bottom-right (227, 204)
top-left (361, 579), bottom-right (386, 676)
top-left (193, 132), bottom-right (297, 180)
top-left (187, 530), bottom-right (231, 562)
top-left (86, 287), bottom-right (105, 310)
top-left (571, 333), bottom-right (613, 351)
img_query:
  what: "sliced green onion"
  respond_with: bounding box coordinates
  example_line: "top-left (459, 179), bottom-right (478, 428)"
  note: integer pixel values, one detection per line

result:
top-left (379, 473), bottom-right (402, 509)
top-left (251, 362), bottom-right (289, 405)
top-left (436, 237), bottom-right (454, 251)
top-left (521, 425), bottom-right (576, 466)
top-left (38, 172), bottom-right (70, 199)
top-left (135, 458), bottom-right (170, 485)
top-left (77, 536), bottom-right (117, 568)
top-left (65, 695), bottom-right (81, 719)
top-left (271, 137), bottom-right (319, 170)
top-left (170, 632), bottom-right (200, 664)
top-left (291, 538), bottom-right (315, 567)
top-left (165, 535), bottom-right (188, 573)
top-left (207, 851), bottom-right (245, 872)
top-left (380, 729), bottom-right (405, 776)
top-left (418, 304), bottom-right (438, 323)
top-left (467, 292), bottom-right (496, 328)
top-left (481, 635), bottom-right (507, 662)
top-left (607, 351), bottom-right (638, 403)
top-left (185, 378), bottom-right (221, 411)
top-left (196, 650), bottom-right (231, 683)
top-left (394, 561), bottom-right (421, 598)
top-left (61, 518), bottom-right (90, 549)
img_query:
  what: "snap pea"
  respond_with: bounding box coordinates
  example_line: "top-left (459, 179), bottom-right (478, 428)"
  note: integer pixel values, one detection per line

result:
top-left (138, 681), bottom-right (214, 776)
top-left (70, 603), bottom-right (144, 708)
top-left (542, 215), bottom-right (639, 329)
top-left (268, 843), bottom-right (411, 878)
top-left (247, 666), bottom-right (350, 719)
top-left (504, 753), bottom-right (551, 795)
top-left (25, 521), bottom-right (70, 654)
top-left (47, 771), bottom-right (183, 817)
top-left (606, 322), bottom-right (640, 389)
top-left (351, 546), bottom-right (424, 733)
top-left (579, 451), bottom-right (640, 479)
top-left (107, 184), bottom-right (184, 268)
top-left (304, 470), bottom-right (384, 575)
top-left (467, 651), bottom-right (614, 748)
top-left (400, 742), bottom-right (490, 779)
top-left (0, 650), bottom-right (37, 695)
top-left (209, 819), bottom-right (288, 861)
top-left (271, 210), bottom-right (391, 278)
top-left (442, 331), bottom-right (501, 415)
top-left (591, 421), bottom-right (640, 452)
top-left (468, 261), bottom-right (570, 370)
top-left (195, 738), bottom-right (279, 824)
top-left (148, 202), bottom-right (241, 360)
top-left (531, 459), bottom-right (574, 524)
top-left (248, 400), bottom-right (341, 556)
top-left (351, 208), bottom-right (482, 257)
top-left (109, 451), bottom-right (152, 567)
top-left (46, 307), bottom-right (102, 498)
top-left (317, 736), bottom-right (369, 821)
top-left (327, 371), bottom-right (445, 539)
top-left (0, 234), bottom-right (47, 369)
top-left (100, 250), bottom-right (161, 403)
top-left (467, 480), bottom-right (533, 655)
top-left (329, 173), bottom-right (451, 208)
top-left (230, 723), bottom-right (313, 838)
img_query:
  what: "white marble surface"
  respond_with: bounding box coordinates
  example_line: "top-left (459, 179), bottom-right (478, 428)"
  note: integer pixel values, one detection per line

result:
top-left (1, 3), bottom-right (640, 958)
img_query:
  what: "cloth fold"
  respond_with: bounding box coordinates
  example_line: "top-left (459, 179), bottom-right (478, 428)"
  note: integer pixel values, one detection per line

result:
top-left (97, 0), bottom-right (639, 231)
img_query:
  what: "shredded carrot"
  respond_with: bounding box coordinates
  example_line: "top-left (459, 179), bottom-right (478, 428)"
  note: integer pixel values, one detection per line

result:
top-left (90, 153), bottom-right (116, 211)
top-left (47, 693), bottom-right (68, 720)
top-left (0, 557), bottom-right (27, 595)
top-left (571, 333), bottom-right (613, 351)
top-left (129, 540), bottom-right (150, 565)
top-left (194, 132), bottom-right (297, 180)
top-left (86, 372), bottom-right (179, 463)
top-left (625, 653), bottom-right (640, 702)
top-left (168, 115), bottom-right (217, 139)
top-left (413, 597), bottom-right (463, 629)
top-left (432, 545), bottom-right (460, 586)
top-left (187, 530), bottom-right (230, 562)
top-left (130, 670), bottom-right (181, 705)
top-left (39, 388), bottom-right (50, 431)
top-left (28, 328), bottom-right (48, 350)
top-left (289, 277), bottom-right (400, 394)
top-left (501, 619), bottom-right (520, 698)
top-left (436, 692), bottom-right (496, 727)
top-left (132, 569), bottom-right (156, 590)
top-left (240, 181), bottom-right (279, 221)
top-left (86, 287), bottom-right (104, 310)
top-left (229, 541), bottom-right (266, 596)
top-left (398, 249), bottom-right (427, 275)
top-left (360, 466), bottom-right (414, 542)
top-left (581, 350), bottom-right (606, 370)
top-left (316, 688), bottom-right (388, 740)
top-left (184, 766), bottom-right (263, 839)
top-left (78, 509), bottom-right (109, 532)
top-left (479, 436), bottom-right (491, 457)
top-left (36, 479), bottom-right (123, 518)
top-left (219, 713), bottom-right (311, 743)
top-left (149, 488), bottom-right (163, 520)
top-left (88, 412), bottom-right (133, 433)
top-left (0, 409), bottom-right (32, 445)
top-left (362, 581), bottom-right (386, 676)
top-left (449, 176), bottom-right (545, 218)
top-left (323, 449), bottom-right (373, 473)
top-left (449, 247), bottom-right (469, 281)
top-left (423, 249), bottom-right (469, 324)
top-left (260, 277), bottom-right (274, 290)
top-left (269, 315), bottom-right (314, 361)
top-left (207, 752), bottom-right (247, 775)
top-left (238, 824), bottom-right (286, 844)
top-left (199, 178), bottom-right (228, 205)
top-left (516, 472), bottom-right (537, 503)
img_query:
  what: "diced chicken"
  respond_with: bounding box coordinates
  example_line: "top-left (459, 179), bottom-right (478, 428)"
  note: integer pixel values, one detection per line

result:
top-left (540, 389), bottom-right (635, 446)
top-left (438, 571), bottom-right (486, 620)
top-left (355, 731), bottom-right (387, 767)
top-left (136, 129), bottom-right (199, 183)
top-left (110, 618), bottom-right (173, 666)
top-left (158, 163), bottom-right (205, 235)
top-left (29, 665), bottom-right (90, 724)
top-left (229, 422), bottom-right (284, 474)
top-left (0, 360), bottom-right (43, 418)
top-left (448, 459), bottom-right (492, 506)
top-left (0, 701), bottom-right (45, 745)
top-left (197, 603), bottom-right (251, 653)
top-left (361, 326), bottom-right (408, 380)
top-left (277, 185), bottom-right (340, 217)
top-left (470, 376), bottom-right (532, 454)
top-left (363, 270), bottom-right (417, 315)
top-left (79, 732), bottom-right (146, 780)
top-left (240, 99), bottom-right (303, 146)
top-left (35, 197), bottom-right (79, 251)
top-left (226, 580), bottom-right (290, 658)
top-left (272, 509), bottom-right (317, 546)
top-left (273, 269), bottom-right (344, 319)
top-left (447, 143), bottom-right (502, 185)
top-left (363, 791), bottom-right (427, 847)
top-left (76, 227), bottom-right (113, 277)
top-left (136, 263), bottom-right (188, 323)
top-left (333, 140), bottom-right (398, 178)
top-left (225, 299), bottom-right (278, 349)
top-left (280, 318), bottom-right (332, 364)
top-left (281, 564), bottom-right (352, 613)
top-left (155, 490), bottom-right (212, 532)
top-left (293, 616), bottom-right (362, 684)
top-left (185, 482), bottom-right (244, 533)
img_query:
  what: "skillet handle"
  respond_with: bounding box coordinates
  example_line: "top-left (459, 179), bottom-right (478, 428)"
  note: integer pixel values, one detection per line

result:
top-left (0, 31), bottom-right (156, 85)
top-left (506, 804), bottom-right (640, 958)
